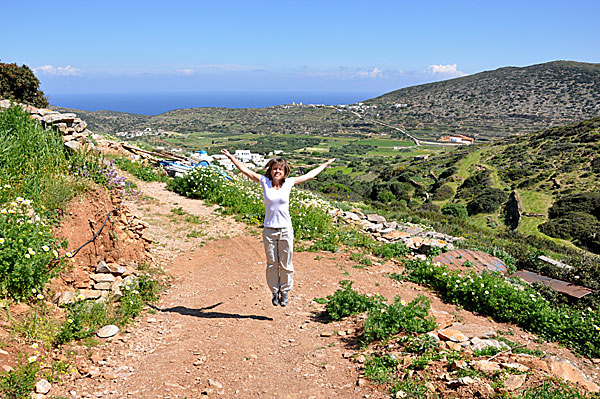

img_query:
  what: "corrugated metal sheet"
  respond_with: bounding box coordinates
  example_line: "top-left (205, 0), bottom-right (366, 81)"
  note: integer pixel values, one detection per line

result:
top-left (433, 249), bottom-right (508, 275)
top-left (512, 270), bottom-right (595, 299)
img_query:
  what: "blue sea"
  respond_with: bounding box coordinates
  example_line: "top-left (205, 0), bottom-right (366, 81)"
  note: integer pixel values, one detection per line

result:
top-left (48, 91), bottom-right (380, 115)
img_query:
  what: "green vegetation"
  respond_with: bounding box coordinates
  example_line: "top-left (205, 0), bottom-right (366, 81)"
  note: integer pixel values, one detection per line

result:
top-left (401, 258), bottom-right (600, 358)
top-left (323, 280), bottom-right (385, 321)
top-left (0, 62), bottom-right (49, 108)
top-left (113, 157), bottom-right (169, 182)
top-left (0, 356), bottom-right (39, 399)
top-left (0, 105), bottom-right (163, 397)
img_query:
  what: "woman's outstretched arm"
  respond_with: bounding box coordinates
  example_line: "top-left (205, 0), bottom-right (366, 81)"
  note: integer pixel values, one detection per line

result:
top-left (221, 149), bottom-right (261, 183)
top-left (294, 158), bottom-right (335, 185)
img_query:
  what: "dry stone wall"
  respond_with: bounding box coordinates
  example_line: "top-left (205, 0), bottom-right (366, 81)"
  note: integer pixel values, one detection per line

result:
top-left (0, 98), bottom-right (92, 151)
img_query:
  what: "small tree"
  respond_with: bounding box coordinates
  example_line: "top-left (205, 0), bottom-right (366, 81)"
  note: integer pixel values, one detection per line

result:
top-left (0, 62), bottom-right (49, 108)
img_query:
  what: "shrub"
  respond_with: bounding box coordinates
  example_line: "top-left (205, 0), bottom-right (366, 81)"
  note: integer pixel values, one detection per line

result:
top-left (113, 157), bottom-right (168, 182)
top-left (0, 62), bottom-right (49, 108)
top-left (432, 184), bottom-right (455, 201)
top-left (324, 281), bottom-right (385, 321)
top-left (539, 212), bottom-right (600, 253)
top-left (0, 198), bottom-right (60, 300)
top-left (371, 241), bottom-right (410, 259)
top-left (521, 380), bottom-right (591, 399)
top-left (0, 356), bottom-right (40, 399)
top-left (404, 259), bottom-right (600, 358)
top-left (441, 203), bottom-right (468, 219)
top-left (363, 295), bottom-right (437, 343)
top-left (418, 202), bottom-right (440, 213)
top-left (467, 187), bottom-right (507, 215)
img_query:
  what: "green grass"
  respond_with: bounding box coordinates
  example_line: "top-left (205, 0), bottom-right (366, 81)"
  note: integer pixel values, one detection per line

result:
top-left (456, 150), bottom-right (482, 180)
top-left (356, 138), bottom-right (414, 147)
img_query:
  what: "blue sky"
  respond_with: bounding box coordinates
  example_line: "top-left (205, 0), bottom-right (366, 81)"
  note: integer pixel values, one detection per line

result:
top-left (2, 0), bottom-right (599, 98)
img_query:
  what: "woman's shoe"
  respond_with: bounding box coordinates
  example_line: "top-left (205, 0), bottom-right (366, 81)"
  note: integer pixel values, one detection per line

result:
top-left (279, 292), bottom-right (289, 307)
top-left (272, 292), bottom-right (280, 306)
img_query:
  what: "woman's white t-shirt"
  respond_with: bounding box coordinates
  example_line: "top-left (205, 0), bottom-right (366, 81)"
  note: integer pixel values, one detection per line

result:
top-left (259, 175), bottom-right (295, 228)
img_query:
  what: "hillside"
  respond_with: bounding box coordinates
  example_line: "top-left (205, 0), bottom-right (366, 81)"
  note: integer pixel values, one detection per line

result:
top-left (366, 61), bottom-right (600, 138)
top-left (372, 117), bottom-right (600, 256)
top-left (52, 61), bottom-right (600, 144)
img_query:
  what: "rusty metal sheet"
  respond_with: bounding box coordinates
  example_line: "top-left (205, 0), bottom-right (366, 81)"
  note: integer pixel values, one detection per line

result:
top-left (433, 249), bottom-right (507, 275)
top-left (512, 270), bottom-right (595, 299)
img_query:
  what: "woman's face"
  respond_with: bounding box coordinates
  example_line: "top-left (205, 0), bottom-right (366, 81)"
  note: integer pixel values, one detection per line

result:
top-left (271, 164), bottom-right (285, 181)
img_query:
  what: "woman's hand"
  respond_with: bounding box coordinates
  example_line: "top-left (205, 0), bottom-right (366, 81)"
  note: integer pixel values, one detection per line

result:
top-left (221, 149), bottom-right (233, 159)
top-left (324, 158), bottom-right (336, 167)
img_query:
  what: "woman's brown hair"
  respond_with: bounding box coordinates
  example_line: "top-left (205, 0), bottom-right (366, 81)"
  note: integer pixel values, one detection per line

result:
top-left (265, 158), bottom-right (290, 183)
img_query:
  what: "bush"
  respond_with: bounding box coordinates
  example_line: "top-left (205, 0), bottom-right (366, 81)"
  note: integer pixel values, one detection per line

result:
top-left (539, 212), bottom-right (600, 253)
top-left (467, 187), bottom-right (507, 215)
top-left (324, 281), bottom-right (385, 321)
top-left (418, 202), bottom-right (440, 213)
top-left (363, 295), bottom-right (437, 343)
top-left (441, 203), bottom-right (468, 219)
top-left (404, 259), bottom-right (600, 358)
top-left (432, 184), bottom-right (455, 201)
top-left (371, 241), bottom-right (410, 259)
top-left (0, 356), bottom-right (40, 399)
top-left (0, 199), bottom-right (59, 300)
top-left (113, 157), bottom-right (168, 183)
top-left (0, 62), bottom-right (49, 107)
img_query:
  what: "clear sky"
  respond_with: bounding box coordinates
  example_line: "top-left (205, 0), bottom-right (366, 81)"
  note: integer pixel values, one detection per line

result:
top-left (2, 0), bottom-right (599, 97)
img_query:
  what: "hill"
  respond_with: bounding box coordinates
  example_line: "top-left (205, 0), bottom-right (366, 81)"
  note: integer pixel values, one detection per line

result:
top-left (52, 61), bottom-right (600, 144)
top-left (370, 117), bottom-right (600, 256)
top-left (365, 61), bottom-right (600, 138)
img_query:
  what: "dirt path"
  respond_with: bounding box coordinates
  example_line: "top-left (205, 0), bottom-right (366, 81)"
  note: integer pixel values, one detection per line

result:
top-left (54, 180), bottom-right (596, 399)
top-left (56, 181), bottom-right (396, 399)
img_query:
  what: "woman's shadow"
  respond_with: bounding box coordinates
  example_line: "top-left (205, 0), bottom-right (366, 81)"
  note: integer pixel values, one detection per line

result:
top-left (149, 302), bottom-right (273, 321)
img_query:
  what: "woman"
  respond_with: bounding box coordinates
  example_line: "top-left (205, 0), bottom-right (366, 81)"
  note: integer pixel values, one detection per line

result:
top-left (221, 149), bottom-right (335, 307)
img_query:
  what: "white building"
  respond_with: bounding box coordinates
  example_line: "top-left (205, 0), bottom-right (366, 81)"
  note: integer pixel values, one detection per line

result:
top-left (234, 150), bottom-right (252, 162)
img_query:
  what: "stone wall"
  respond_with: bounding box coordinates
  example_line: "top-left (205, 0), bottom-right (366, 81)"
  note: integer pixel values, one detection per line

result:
top-left (0, 99), bottom-right (91, 151)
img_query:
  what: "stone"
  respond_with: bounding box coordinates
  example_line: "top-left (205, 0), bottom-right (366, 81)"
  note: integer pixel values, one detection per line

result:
top-left (447, 376), bottom-right (477, 388)
top-left (96, 261), bottom-right (112, 273)
top-left (78, 289), bottom-right (102, 300)
top-left (42, 113), bottom-right (76, 124)
top-left (64, 140), bottom-right (82, 151)
top-left (504, 374), bottom-right (526, 391)
top-left (74, 121), bottom-right (87, 132)
top-left (383, 230), bottom-right (410, 241)
top-left (0, 349), bottom-right (8, 355)
top-left (94, 282), bottom-right (112, 290)
top-left (450, 324), bottom-right (497, 339)
top-left (343, 211), bottom-right (361, 221)
top-left (2, 365), bottom-right (13, 372)
top-left (97, 325), bottom-right (119, 338)
top-left (366, 223), bottom-right (384, 232)
top-left (446, 341), bottom-right (462, 351)
top-left (431, 309), bottom-right (454, 329)
top-left (545, 357), bottom-right (600, 392)
top-left (55, 291), bottom-right (76, 306)
top-left (367, 214), bottom-right (386, 223)
top-left (438, 329), bottom-right (469, 342)
top-left (471, 360), bottom-right (501, 373)
top-left (35, 378), bottom-right (51, 394)
top-left (470, 338), bottom-right (509, 352)
top-left (383, 221), bottom-right (398, 230)
top-left (90, 273), bottom-right (115, 284)
top-left (208, 379), bottom-right (223, 389)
